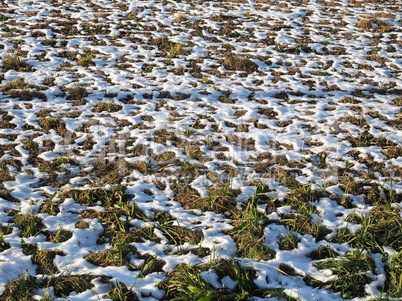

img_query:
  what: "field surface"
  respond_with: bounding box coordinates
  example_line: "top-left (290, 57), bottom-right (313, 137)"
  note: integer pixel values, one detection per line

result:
top-left (0, 0), bottom-right (401, 300)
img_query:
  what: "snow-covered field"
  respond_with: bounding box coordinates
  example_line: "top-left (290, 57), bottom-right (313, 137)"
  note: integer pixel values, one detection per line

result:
top-left (0, 0), bottom-right (401, 300)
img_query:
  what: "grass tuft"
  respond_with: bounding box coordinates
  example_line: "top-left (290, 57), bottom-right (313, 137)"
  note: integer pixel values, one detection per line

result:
top-left (1, 55), bottom-right (33, 72)
top-left (313, 250), bottom-right (375, 298)
top-left (12, 214), bottom-right (45, 237)
top-left (227, 190), bottom-right (275, 260)
top-left (77, 54), bottom-right (95, 67)
top-left (22, 244), bottom-right (64, 275)
top-left (159, 259), bottom-right (265, 300)
top-left (0, 272), bottom-right (39, 301)
top-left (222, 55), bottom-right (258, 73)
top-left (384, 251), bottom-right (402, 297)
top-left (107, 280), bottom-right (139, 301)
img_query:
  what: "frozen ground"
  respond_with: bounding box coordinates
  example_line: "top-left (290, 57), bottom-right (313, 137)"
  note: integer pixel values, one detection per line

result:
top-left (0, 0), bottom-right (401, 300)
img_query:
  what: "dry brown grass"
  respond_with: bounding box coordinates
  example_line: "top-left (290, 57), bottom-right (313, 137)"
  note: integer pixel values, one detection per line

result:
top-left (222, 55), bottom-right (259, 73)
top-left (356, 17), bottom-right (393, 32)
top-left (1, 55), bottom-right (33, 72)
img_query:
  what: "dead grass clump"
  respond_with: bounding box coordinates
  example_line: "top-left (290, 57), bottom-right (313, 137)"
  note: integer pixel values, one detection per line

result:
top-left (392, 96), bottom-right (402, 106)
top-left (75, 220), bottom-right (89, 229)
top-left (123, 11), bottom-right (139, 21)
top-left (112, 227), bottom-right (161, 245)
top-left (258, 107), bottom-right (278, 119)
top-left (340, 114), bottom-right (367, 127)
top-left (107, 282), bottom-right (139, 301)
top-left (158, 224), bottom-right (203, 246)
top-left (8, 90), bottom-right (46, 101)
top-left (38, 116), bottom-right (66, 136)
top-left (222, 55), bottom-right (258, 73)
top-left (91, 158), bottom-right (128, 184)
top-left (356, 17), bottom-right (393, 32)
top-left (22, 244), bottom-right (64, 274)
top-left (386, 119), bottom-right (402, 130)
top-left (172, 183), bottom-right (240, 215)
top-left (0, 109), bottom-right (16, 129)
top-left (171, 183), bottom-right (200, 208)
top-left (66, 85), bottom-right (89, 101)
top-left (0, 78), bottom-right (29, 91)
top-left (1, 55), bottom-right (33, 72)
top-left (47, 274), bottom-right (96, 298)
top-left (43, 228), bottom-right (73, 243)
top-left (226, 134), bottom-right (256, 151)
top-left (85, 244), bottom-right (138, 270)
top-left (0, 273), bottom-right (40, 300)
top-left (375, 137), bottom-right (402, 159)
top-left (0, 78), bottom-right (45, 101)
top-left (92, 101), bottom-right (122, 113)
top-left (218, 92), bottom-right (234, 104)
top-left (173, 14), bottom-right (187, 23)
top-left (340, 96), bottom-right (361, 104)
top-left (346, 132), bottom-right (402, 159)
top-left (277, 120), bottom-right (293, 127)
top-left (0, 144), bottom-right (19, 159)
top-left (153, 129), bottom-right (181, 146)
top-left (154, 151), bottom-right (178, 167)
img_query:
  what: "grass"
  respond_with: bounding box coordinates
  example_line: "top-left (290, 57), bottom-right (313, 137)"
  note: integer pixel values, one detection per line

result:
top-left (108, 280), bottom-right (139, 301)
top-left (1, 55), bottom-right (33, 72)
top-left (312, 250), bottom-right (375, 298)
top-left (41, 39), bottom-right (57, 47)
top-left (384, 251), bottom-right (402, 298)
top-left (0, 272), bottom-right (40, 301)
top-left (44, 228), bottom-right (73, 243)
top-left (0, 266), bottom-right (98, 299)
top-left (38, 116), bottom-right (66, 136)
top-left (171, 182), bottom-right (241, 215)
top-left (222, 55), bottom-right (258, 73)
top-left (332, 205), bottom-right (402, 253)
top-left (159, 259), bottom-right (267, 300)
top-left (77, 54), bottom-right (95, 67)
top-left (0, 14), bottom-right (8, 21)
top-left (22, 244), bottom-right (64, 275)
top-left (258, 107), bottom-right (278, 119)
top-left (356, 17), bottom-right (393, 32)
top-left (0, 78), bottom-right (29, 91)
top-left (1, 2), bottom-right (402, 301)
top-left (153, 129), bottom-right (182, 146)
top-left (227, 193), bottom-right (275, 261)
top-left (278, 230), bottom-right (299, 250)
top-left (47, 274), bottom-right (96, 298)
top-left (63, 185), bottom-right (132, 207)
top-left (66, 85), bottom-right (89, 101)
top-left (12, 214), bottom-right (45, 237)
top-left (85, 244), bottom-right (138, 270)
top-left (0, 77), bottom-right (46, 101)
top-left (152, 37), bottom-right (188, 58)
top-left (159, 222), bottom-right (202, 245)
top-left (0, 225), bottom-right (11, 252)
top-left (92, 101), bottom-right (122, 113)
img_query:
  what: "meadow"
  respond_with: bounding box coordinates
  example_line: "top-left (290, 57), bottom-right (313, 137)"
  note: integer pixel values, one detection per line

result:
top-left (0, 0), bottom-right (401, 300)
